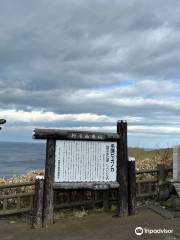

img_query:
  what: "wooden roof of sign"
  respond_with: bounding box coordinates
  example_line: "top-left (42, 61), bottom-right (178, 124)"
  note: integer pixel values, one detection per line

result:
top-left (33, 128), bottom-right (120, 141)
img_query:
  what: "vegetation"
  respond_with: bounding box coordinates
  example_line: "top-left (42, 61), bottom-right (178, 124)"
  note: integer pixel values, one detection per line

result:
top-left (129, 147), bottom-right (173, 171)
top-left (0, 169), bottom-right (44, 185)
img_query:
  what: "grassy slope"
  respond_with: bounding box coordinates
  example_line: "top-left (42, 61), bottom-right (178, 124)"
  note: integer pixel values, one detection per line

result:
top-left (129, 147), bottom-right (173, 171)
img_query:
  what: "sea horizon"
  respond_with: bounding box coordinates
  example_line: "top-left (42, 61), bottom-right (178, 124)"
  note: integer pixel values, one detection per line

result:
top-left (0, 141), bottom-right (169, 178)
top-left (0, 141), bottom-right (46, 178)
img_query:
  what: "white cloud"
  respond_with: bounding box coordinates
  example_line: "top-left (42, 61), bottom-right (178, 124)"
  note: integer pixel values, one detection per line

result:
top-left (129, 125), bottom-right (180, 135)
top-left (1, 1), bottom-right (180, 146)
top-left (0, 109), bottom-right (111, 123)
top-left (0, 109), bottom-right (143, 124)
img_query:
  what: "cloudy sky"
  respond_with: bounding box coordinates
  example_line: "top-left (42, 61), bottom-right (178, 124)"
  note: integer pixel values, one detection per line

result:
top-left (0, 0), bottom-right (180, 147)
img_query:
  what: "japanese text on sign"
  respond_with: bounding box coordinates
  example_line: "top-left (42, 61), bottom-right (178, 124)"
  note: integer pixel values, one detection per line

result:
top-left (54, 140), bottom-right (117, 182)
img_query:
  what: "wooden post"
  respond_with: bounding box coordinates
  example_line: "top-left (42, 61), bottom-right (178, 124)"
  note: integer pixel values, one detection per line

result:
top-left (32, 176), bottom-right (44, 229)
top-left (128, 157), bottom-right (136, 215)
top-left (116, 120), bottom-right (128, 216)
top-left (43, 139), bottom-right (56, 227)
top-left (103, 190), bottom-right (110, 211)
top-left (158, 164), bottom-right (166, 185)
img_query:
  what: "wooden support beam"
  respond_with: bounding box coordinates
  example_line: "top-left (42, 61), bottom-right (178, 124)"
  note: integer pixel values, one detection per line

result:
top-left (53, 182), bottom-right (119, 190)
top-left (43, 139), bottom-right (55, 227)
top-left (158, 164), bottom-right (166, 185)
top-left (116, 121), bottom-right (128, 217)
top-left (17, 196), bottom-right (21, 211)
top-left (103, 190), bottom-right (110, 211)
top-left (32, 176), bottom-right (44, 229)
top-left (3, 198), bottom-right (7, 212)
top-left (0, 182), bottom-right (34, 190)
top-left (128, 157), bottom-right (136, 215)
top-left (33, 128), bottom-right (120, 141)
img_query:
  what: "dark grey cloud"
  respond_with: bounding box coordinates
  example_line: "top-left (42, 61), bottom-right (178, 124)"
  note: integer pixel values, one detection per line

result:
top-left (1, 0), bottom-right (180, 146)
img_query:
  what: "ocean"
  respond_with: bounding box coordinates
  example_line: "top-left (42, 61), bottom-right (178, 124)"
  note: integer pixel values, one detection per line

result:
top-left (0, 142), bottom-right (46, 178)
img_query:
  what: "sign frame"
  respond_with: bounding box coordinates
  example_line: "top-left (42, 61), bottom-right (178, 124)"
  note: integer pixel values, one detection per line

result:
top-left (33, 120), bottom-right (131, 227)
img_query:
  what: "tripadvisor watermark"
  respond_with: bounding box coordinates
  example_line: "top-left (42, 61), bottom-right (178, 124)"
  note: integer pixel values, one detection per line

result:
top-left (135, 227), bottom-right (174, 236)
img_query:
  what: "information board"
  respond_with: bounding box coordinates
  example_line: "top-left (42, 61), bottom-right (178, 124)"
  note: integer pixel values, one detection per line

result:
top-left (55, 140), bottom-right (117, 182)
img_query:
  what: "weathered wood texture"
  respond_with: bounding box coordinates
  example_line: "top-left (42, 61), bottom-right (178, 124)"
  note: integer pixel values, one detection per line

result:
top-left (53, 182), bottom-right (119, 190)
top-left (158, 164), bottom-right (166, 185)
top-left (0, 181), bottom-right (34, 216)
top-left (0, 182), bottom-right (35, 189)
top-left (33, 128), bottom-right (120, 141)
top-left (43, 139), bottom-right (56, 227)
top-left (128, 159), bottom-right (136, 215)
top-left (136, 167), bottom-right (172, 175)
top-left (32, 178), bottom-right (44, 229)
top-left (116, 121), bottom-right (128, 216)
top-left (103, 190), bottom-right (110, 210)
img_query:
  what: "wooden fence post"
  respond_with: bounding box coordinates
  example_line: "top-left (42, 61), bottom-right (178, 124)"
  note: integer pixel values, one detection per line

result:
top-left (103, 190), bottom-right (110, 211)
top-left (32, 176), bottom-right (44, 229)
top-left (116, 120), bottom-right (128, 216)
top-left (158, 164), bottom-right (166, 185)
top-left (43, 139), bottom-right (56, 227)
top-left (128, 157), bottom-right (136, 215)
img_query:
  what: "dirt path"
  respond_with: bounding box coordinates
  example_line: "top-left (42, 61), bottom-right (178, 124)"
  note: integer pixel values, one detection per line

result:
top-left (0, 208), bottom-right (180, 240)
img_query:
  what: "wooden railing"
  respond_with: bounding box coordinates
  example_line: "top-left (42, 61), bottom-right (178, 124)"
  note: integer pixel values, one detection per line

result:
top-left (136, 166), bottom-right (173, 198)
top-left (0, 182), bottom-right (34, 216)
top-left (0, 166), bottom-right (173, 216)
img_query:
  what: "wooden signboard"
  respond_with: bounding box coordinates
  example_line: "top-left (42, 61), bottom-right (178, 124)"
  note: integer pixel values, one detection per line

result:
top-left (33, 121), bottom-right (135, 228)
top-left (55, 140), bottom-right (117, 182)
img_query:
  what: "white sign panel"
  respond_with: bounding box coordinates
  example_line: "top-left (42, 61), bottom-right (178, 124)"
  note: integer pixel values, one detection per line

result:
top-left (55, 140), bottom-right (117, 182)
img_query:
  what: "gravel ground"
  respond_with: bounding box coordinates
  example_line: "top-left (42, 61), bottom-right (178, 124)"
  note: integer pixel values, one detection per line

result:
top-left (0, 208), bottom-right (180, 240)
